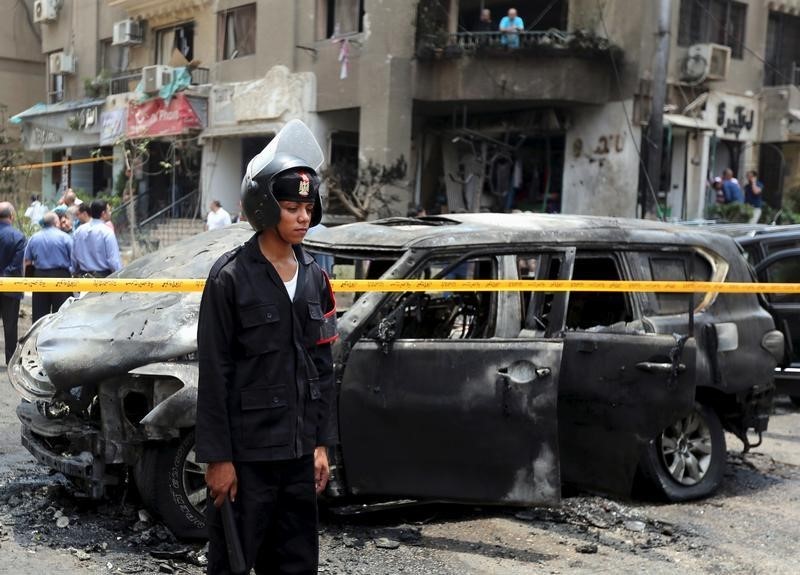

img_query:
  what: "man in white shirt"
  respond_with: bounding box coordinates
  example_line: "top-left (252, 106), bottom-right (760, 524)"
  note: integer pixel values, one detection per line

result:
top-left (206, 200), bottom-right (232, 231)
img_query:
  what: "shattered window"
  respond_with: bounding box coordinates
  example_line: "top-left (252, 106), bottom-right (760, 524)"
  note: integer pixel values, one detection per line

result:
top-left (566, 255), bottom-right (632, 330)
top-left (318, 0), bottom-right (365, 38)
top-left (517, 254), bottom-right (560, 335)
top-left (637, 252), bottom-right (712, 316)
top-left (309, 253), bottom-right (400, 311)
top-left (156, 22), bottom-right (195, 66)
top-left (218, 4), bottom-right (256, 60)
top-left (371, 256), bottom-right (497, 340)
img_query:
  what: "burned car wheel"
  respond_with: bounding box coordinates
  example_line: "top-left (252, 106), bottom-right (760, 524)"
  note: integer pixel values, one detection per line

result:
top-left (638, 402), bottom-right (726, 501)
top-left (134, 431), bottom-right (207, 539)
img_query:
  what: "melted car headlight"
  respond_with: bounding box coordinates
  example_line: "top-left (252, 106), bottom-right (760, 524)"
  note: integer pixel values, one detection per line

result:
top-left (8, 318), bottom-right (57, 402)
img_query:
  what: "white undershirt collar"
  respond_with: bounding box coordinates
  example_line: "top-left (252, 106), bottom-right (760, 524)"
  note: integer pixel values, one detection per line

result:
top-left (283, 252), bottom-right (299, 301)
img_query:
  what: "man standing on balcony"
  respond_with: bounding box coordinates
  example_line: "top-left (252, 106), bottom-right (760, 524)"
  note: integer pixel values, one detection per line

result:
top-left (206, 200), bottom-right (232, 231)
top-left (475, 8), bottom-right (493, 32)
top-left (499, 8), bottom-right (524, 49)
top-left (72, 200), bottom-right (122, 278)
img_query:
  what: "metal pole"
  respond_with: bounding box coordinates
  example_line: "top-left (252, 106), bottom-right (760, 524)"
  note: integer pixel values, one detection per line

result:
top-left (645, 0), bottom-right (672, 218)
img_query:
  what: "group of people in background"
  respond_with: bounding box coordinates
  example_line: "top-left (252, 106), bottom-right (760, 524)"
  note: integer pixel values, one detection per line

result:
top-left (712, 168), bottom-right (764, 224)
top-left (0, 192), bottom-right (122, 364)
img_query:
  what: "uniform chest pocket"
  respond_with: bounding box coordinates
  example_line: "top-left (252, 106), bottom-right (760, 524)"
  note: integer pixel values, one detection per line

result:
top-left (304, 301), bottom-right (324, 347)
top-left (238, 303), bottom-right (281, 356)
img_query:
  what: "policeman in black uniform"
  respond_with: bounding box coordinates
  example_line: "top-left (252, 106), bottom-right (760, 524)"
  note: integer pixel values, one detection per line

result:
top-left (196, 120), bottom-right (337, 574)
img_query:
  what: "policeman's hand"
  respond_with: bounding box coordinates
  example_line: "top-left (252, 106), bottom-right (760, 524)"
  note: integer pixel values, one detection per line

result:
top-left (206, 461), bottom-right (238, 508)
top-left (314, 447), bottom-right (330, 495)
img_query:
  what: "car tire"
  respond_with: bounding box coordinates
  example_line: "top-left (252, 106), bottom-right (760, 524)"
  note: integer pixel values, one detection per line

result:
top-left (789, 395), bottom-right (800, 408)
top-left (133, 431), bottom-right (207, 539)
top-left (637, 402), bottom-right (726, 502)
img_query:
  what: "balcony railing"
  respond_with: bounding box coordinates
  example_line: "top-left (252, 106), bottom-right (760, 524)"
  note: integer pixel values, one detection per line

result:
top-left (416, 30), bottom-right (613, 60)
top-left (108, 67), bottom-right (210, 96)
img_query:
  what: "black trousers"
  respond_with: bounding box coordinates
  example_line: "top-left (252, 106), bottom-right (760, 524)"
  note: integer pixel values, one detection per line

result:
top-left (207, 455), bottom-right (318, 575)
top-left (32, 268), bottom-right (71, 323)
top-left (0, 296), bottom-right (20, 364)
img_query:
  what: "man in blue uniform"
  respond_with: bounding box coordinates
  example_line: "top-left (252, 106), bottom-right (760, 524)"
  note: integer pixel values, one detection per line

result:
top-left (72, 199), bottom-right (121, 277)
top-left (23, 211), bottom-right (73, 322)
top-left (0, 202), bottom-right (26, 363)
top-left (197, 120), bottom-right (337, 575)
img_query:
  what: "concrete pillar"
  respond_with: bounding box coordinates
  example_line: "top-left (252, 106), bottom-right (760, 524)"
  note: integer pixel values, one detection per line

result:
top-left (684, 131), bottom-right (712, 220)
top-left (355, 0), bottom-right (417, 214)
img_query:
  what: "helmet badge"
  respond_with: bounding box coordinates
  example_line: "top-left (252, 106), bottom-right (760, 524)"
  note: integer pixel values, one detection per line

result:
top-left (298, 172), bottom-right (310, 197)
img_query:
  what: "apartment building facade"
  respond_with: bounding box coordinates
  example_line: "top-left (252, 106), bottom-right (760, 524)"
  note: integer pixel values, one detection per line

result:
top-left (10, 0), bottom-right (800, 222)
top-left (0, 0), bottom-right (45, 196)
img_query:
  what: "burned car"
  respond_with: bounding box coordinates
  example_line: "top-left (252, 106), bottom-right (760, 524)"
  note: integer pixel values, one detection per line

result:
top-left (9, 214), bottom-right (782, 538)
top-left (700, 223), bottom-right (800, 404)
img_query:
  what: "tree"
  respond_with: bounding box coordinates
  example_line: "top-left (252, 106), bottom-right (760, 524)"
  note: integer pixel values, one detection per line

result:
top-left (322, 157), bottom-right (407, 221)
top-left (0, 103), bottom-right (23, 200)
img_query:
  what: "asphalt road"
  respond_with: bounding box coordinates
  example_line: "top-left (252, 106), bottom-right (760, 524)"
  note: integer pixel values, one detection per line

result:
top-left (2, 303), bottom-right (800, 574)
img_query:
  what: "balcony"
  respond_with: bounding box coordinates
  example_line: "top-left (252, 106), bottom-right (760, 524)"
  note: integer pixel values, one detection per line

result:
top-left (416, 30), bottom-right (614, 60)
top-left (109, 67), bottom-right (210, 96)
top-left (414, 30), bottom-right (619, 105)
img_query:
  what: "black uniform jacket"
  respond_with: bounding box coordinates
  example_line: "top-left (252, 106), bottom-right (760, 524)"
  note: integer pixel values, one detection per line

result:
top-left (195, 234), bottom-right (338, 463)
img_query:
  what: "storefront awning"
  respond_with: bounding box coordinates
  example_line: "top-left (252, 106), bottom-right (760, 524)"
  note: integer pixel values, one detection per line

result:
top-left (10, 98), bottom-right (106, 123)
top-left (664, 113), bottom-right (716, 131)
top-left (12, 99), bottom-right (106, 151)
top-left (127, 93), bottom-right (207, 139)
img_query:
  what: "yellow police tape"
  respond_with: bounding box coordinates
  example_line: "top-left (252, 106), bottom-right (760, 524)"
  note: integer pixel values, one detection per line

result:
top-left (0, 278), bottom-right (798, 294)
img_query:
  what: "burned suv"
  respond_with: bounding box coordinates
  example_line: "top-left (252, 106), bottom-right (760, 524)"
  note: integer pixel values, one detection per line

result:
top-left (704, 223), bottom-right (800, 404)
top-left (9, 214), bottom-right (782, 538)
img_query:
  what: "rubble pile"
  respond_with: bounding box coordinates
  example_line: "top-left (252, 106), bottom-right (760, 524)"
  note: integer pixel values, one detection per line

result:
top-left (0, 469), bottom-right (207, 574)
top-left (513, 496), bottom-right (702, 556)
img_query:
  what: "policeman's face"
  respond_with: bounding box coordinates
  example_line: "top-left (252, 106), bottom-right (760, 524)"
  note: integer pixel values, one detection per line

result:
top-left (277, 201), bottom-right (314, 244)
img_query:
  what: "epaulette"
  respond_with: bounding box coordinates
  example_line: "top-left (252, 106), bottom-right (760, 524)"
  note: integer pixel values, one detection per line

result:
top-left (208, 244), bottom-right (244, 279)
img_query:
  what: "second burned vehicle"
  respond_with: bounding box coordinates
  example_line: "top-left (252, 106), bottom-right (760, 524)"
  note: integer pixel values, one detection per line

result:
top-left (8, 214), bottom-right (783, 537)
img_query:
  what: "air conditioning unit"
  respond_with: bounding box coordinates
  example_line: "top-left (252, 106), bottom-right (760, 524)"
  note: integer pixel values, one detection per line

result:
top-left (112, 19), bottom-right (143, 46)
top-left (682, 43), bottom-right (732, 82)
top-left (33, 0), bottom-right (59, 23)
top-left (142, 65), bottom-right (173, 94)
top-left (49, 51), bottom-right (76, 75)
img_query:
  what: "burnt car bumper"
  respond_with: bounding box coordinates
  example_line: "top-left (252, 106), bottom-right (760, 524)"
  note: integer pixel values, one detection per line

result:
top-left (16, 402), bottom-right (107, 498)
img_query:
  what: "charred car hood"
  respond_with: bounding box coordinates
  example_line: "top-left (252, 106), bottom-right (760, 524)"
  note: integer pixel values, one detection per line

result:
top-left (37, 224), bottom-right (254, 391)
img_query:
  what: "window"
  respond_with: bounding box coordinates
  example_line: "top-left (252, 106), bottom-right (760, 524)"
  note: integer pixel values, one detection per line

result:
top-left (764, 258), bottom-right (800, 304)
top-left (218, 4), bottom-right (256, 60)
top-left (49, 69), bottom-right (64, 104)
top-left (566, 255), bottom-right (631, 330)
top-left (517, 253), bottom-right (563, 336)
top-left (369, 256), bottom-right (497, 340)
top-left (317, 0), bottom-right (364, 39)
top-left (765, 240), bottom-right (800, 256)
top-left (156, 22), bottom-right (195, 66)
top-left (677, 0), bottom-right (747, 59)
top-left (100, 39), bottom-right (129, 74)
top-left (765, 11), bottom-right (800, 86)
top-left (628, 251), bottom-right (712, 316)
top-left (327, 131), bottom-right (359, 216)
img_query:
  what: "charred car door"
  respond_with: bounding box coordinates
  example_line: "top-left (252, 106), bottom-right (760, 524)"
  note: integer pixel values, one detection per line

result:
top-left (338, 254), bottom-right (564, 506)
top-left (557, 251), bottom-right (697, 495)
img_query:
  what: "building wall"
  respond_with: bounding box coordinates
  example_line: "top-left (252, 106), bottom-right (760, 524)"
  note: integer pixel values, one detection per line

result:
top-left (667, 0), bottom-right (769, 94)
top-left (562, 100), bottom-right (642, 218)
top-left (0, 0), bottom-right (45, 196)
